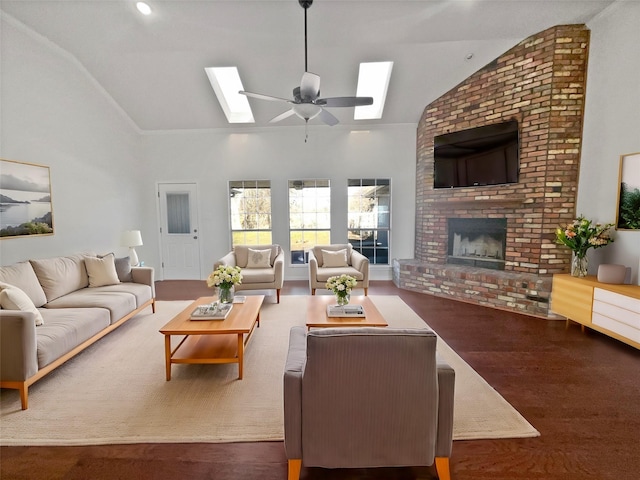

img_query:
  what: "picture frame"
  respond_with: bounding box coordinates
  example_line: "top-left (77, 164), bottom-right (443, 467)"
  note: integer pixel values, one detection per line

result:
top-left (0, 158), bottom-right (54, 238)
top-left (616, 152), bottom-right (640, 230)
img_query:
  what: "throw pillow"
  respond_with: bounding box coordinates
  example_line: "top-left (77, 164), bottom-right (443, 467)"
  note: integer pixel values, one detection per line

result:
top-left (246, 248), bottom-right (272, 268)
top-left (85, 254), bottom-right (121, 287)
top-left (322, 249), bottom-right (348, 268)
top-left (0, 286), bottom-right (44, 326)
top-left (114, 256), bottom-right (133, 282)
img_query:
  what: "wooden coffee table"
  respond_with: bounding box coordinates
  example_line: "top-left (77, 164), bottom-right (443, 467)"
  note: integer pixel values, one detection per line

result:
top-left (306, 295), bottom-right (388, 330)
top-left (159, 295), bottom-right (264, 380)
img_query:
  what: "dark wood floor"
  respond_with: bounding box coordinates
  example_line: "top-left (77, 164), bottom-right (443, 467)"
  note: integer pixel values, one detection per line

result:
top-left (2, 280), bottom-right (639, 480)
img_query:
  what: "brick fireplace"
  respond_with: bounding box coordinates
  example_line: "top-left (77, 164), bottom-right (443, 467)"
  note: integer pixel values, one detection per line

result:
top-left (393, 24), bottom-right (590, 318)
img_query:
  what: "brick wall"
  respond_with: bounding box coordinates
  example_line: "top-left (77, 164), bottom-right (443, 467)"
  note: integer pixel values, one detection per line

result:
top-left (395, 24), bottom-right (590, 318)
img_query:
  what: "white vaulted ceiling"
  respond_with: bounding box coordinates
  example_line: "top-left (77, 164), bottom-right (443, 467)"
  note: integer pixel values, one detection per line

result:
top-left (0, 0), bottom-right (615, 131)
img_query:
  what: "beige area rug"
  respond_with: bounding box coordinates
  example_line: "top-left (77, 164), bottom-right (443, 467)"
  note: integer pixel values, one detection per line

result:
top-left (0, 296), bottom-right (539, 446)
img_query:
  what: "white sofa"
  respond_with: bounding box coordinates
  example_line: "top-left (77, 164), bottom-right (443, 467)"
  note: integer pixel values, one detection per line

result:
top-left (0, 252), bottom-right (155, 409)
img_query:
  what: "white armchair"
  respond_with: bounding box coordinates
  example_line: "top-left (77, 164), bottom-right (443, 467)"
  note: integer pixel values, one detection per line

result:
top-left (308, 244), bottom-right (369, 296)
top-left (214, 244), bottom-right (284, 303)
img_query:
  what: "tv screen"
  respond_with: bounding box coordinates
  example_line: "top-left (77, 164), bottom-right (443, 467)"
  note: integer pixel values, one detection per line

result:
top-left (434, 120), bottom-right (519, 188)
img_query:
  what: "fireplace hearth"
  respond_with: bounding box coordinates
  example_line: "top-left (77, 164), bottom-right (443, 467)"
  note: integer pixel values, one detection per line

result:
top-left (447, 218), bottom-right (507, 270)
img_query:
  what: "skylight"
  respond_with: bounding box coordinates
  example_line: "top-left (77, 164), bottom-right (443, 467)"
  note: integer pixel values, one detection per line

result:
top-left (205, 67), bottom-right (255, 124)
top-left (354, 61), bottom-right (393, 120)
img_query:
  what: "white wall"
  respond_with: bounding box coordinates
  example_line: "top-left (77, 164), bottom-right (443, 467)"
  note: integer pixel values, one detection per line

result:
top-left (0, 14), bottom-right (144, 265)
top-left (581, 1), bottom-right (640, 284)
top-left (0, 12), bottom-right (416, 280)
top-left (140, 125), bottom-right (417, 280)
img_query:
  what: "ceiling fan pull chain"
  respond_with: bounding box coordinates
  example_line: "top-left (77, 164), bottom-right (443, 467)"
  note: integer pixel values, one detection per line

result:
top-left (305, 120), bottom-right (309, 143)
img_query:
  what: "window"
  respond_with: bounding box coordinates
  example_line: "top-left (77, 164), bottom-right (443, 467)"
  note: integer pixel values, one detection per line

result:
top-left (166, 193), bottom-right (191, 234)
top-left (229, 180), bottom-right (272, 246)
top-left (289, 179), bottom-right (331, 264)
top-left (348, 178), bottom-right (390, 265)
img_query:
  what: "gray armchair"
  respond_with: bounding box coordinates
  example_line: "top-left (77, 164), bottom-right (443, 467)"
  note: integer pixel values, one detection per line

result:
top-left (214, 244), bottom-right (284, 303)
top-left (308, 244), bottom-right (369, 295)
top-left (283, 326), bottom-right (455, 480)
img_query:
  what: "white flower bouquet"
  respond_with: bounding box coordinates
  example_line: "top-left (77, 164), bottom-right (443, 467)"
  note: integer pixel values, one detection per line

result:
top-left (326, 274), bottom-right (357, 301)
top-left (207, 265), bottom-right (243, 289)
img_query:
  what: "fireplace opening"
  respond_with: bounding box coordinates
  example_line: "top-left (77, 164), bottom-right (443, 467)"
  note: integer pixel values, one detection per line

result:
top-left (447, 218), bottom-right (507, 270)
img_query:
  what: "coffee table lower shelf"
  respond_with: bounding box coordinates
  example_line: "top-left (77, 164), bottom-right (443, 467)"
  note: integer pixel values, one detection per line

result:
top-left (168, 333), bottom-right (245, 369)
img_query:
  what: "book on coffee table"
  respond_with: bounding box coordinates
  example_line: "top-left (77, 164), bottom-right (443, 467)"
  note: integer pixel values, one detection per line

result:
top-left (190, 303), bottom-right (233, 320)
top-left (326, 305), bottom-right (365, 318)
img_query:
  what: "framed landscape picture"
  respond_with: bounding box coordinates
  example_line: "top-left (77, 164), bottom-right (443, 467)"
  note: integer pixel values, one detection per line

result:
top-left (0, 158), bottom-right (54, 238)
top-left (616, 152), bottom-right (640, 230)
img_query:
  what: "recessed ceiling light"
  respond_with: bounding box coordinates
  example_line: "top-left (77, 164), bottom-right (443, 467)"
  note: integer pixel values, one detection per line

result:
top-left (136, 2), bottom-right (152, 15)
top-left (354, 61), bottom-right (393, 120)
top-left (205, 67), bottom-right (255, 124)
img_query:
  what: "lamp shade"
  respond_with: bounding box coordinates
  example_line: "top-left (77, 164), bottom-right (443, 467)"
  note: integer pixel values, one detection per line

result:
top-left (121, 230), bottom-right (143, 247)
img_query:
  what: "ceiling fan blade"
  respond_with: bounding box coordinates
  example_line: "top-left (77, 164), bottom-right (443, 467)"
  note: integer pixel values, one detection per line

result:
top-left (316, 96), bottom-right (374, 107)
top-left (239, 91), bottom-right (292, 103)
top-left (318, 108), bottom-right (339, 126)
top-left (269, 109), bottom-right (297, 123)
top-left (300, 72), bottom-right (321, 100)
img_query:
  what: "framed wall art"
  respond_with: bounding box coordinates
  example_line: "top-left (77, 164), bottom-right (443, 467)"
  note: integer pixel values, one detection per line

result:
top-left (616, 152), bottom-right (640, 230)
top-left (0, 158), bottom-right (54, 238)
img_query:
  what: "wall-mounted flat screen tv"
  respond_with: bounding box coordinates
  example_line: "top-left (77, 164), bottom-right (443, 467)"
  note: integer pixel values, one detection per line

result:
top-left (434, 120), bottom-right (519, 188)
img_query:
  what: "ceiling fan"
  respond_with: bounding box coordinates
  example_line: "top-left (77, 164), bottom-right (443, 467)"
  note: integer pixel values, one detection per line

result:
top-left (239, 0), bottom-right (373, 128)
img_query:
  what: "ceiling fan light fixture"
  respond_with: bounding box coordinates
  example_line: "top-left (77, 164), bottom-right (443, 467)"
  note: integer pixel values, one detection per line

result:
top-left (292, 103), bottom-right (322, 121)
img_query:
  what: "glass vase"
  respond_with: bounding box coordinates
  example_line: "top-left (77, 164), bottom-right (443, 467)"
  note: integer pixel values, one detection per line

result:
top-left (571, 254), bottom-right (588, 278)
top-left (335, 293), bottom-right (350, 306)
top-left (218, 285), bottom-right (235, 304)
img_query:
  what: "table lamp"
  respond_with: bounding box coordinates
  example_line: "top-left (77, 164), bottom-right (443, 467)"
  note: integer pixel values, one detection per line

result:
top-left (121, 230), bottom-right (143, 266)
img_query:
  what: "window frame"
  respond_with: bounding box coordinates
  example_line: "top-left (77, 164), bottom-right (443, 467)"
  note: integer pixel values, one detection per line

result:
top-left (347, 178), bottom-right (391, 265)
top-left (288, 179), bottom-right (331, 265)
top-left (228, 180), bottom-right (273, 247)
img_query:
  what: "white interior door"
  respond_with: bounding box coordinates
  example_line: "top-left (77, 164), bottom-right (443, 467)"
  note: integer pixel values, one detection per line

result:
top-left (158, 183), bottom-right (201, 280)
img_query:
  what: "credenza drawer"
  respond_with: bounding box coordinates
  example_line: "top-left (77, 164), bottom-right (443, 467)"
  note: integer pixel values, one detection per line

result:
top-left (592, 299), bottom-right (640, 330)
top-left (594, 288), bottom-right (640, 314)
top-left (592, 312), bottom-right (640, 343)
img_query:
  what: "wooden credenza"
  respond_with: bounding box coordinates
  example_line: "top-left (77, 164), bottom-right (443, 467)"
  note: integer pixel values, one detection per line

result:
top-left (551, 274), bottom-right (640, 350)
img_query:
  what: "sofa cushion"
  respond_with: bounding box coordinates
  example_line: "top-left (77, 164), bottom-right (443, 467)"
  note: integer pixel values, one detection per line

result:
top-left (0, 285), bottom-right (44, 326)
top-left (91, 283), bottom-right (153, 308)
top-left (234, 245), bottom-right (279, 268)
top-left (322, 249), bottom-right (348, 268)
top-left (85, 254), bottom-right (120, 287)
top-left (0, 261), bottom-right (48, 307)
top-left (44, 290), bottom-right (136, 324)
top-left (36, 308), bottom-right (111, 368)
top-left (30, 254), bottom-right (90, 302)
top-left (238, 268), bottom-right (276, 284)
top-left (312, 244), bottom-right (353, 268)
top-left (315, 266), bottom-right (364, 282)
top-left (247, 248), bottom-right (272, 268)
